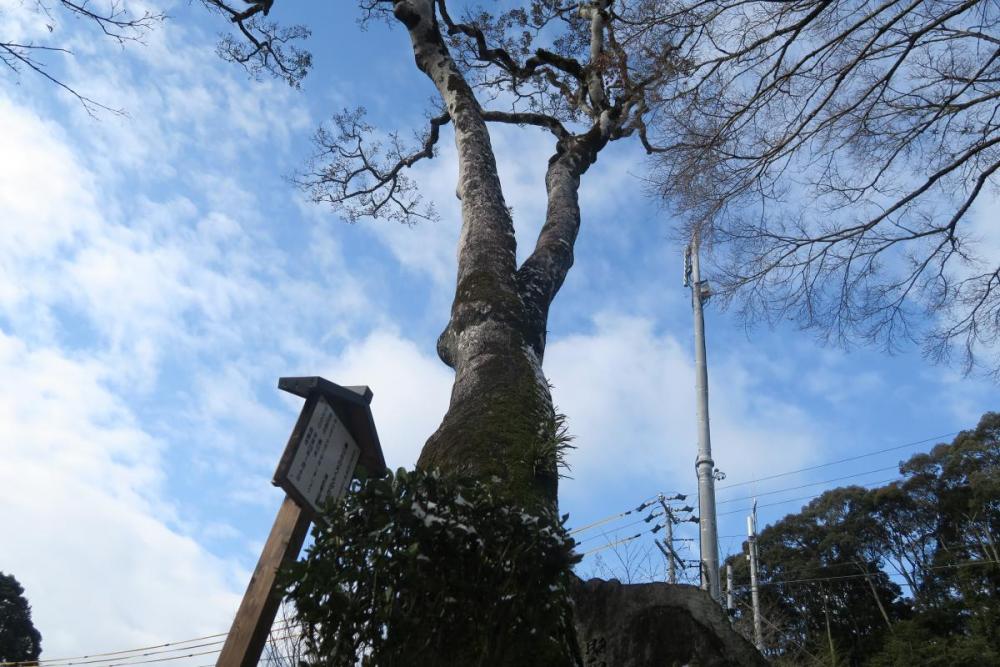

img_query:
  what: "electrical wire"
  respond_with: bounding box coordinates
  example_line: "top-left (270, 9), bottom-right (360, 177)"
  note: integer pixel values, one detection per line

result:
top-left (731, 558), bottom-right (999, 590)
top-left (0, 632), bottom-right (230, 666)
top-left (0, 621), bottom-right (301, 667)
top-left (716, 431), bottom-right (959, 491)
top-left (717, 477), bottom-right (901, 517)
top-left (577, 433), bottom-right (956, 542)
top-left (574, 510), bottom-right (665, 545)
top-left (711, 460), bottom-right (951, 538)
top-left (13, 642), bottom-right (228, 667)
top-left (97, 648), bottom-right (221, 667)
top-left (715, 465), bottom-right (901, 505)
top-left (568, 495), bottom-right (660, 535)
top-left (582, 532), bottom-right (643, 556)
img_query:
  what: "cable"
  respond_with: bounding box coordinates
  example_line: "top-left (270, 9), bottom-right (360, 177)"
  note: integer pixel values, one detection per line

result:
top-left (732, 558), bottom-right (999, 590)
top-left (712, 461), bottom-right (947, 539)
top-left (101, 648), bottom-right (221, 667)
top-left (0, 632), bottom-right (230, 665)
top-left (574, 510), bottom-right (665, 545)
top-left (568, 495), bottom-right (659, 535)
top-left (717, 477), bottom-right (901, 517)
top-left (0, 621), bottom-right (301, 667)
top-left (716, 431), bottom-right (959, 491)
top-left (17, 642), bottom-right (228, 667)
top-left (715, 464), bottom-right (901, 505)
top-left (581, 532), bottom-right (642, 556)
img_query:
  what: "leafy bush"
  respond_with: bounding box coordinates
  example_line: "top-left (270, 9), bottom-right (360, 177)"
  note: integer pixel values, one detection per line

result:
top-left (283, 468), bottom-right (582, 667)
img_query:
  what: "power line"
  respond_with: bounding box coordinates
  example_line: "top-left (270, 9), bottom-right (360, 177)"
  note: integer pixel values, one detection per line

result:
top-left (717, 477), bottom-right (901, 517)
top-left (715, 465), bottom-right (901, 505)
top-left (716, 431), bottom-right (959, 491)
top-left (1, 632), bottom-right (230, 665)
top-left (711, 462), bottom-right (947, 539)
top-left (14, 642), bottom-right (228, 667)
top-left (0, 622), bottom-right (301, 667)
top-left (568, 495), bottom-right (660, 535)
top-left (574, 510), bottom-right (665, 545)
top-left (732, 559), bottom-right (999, 590)
top-left (582, 532), bottom-right (643, 556)
top-left (94, 648), bottom-right (222, 667)
top-left (577, 517), bottom-right (671, 549)
top-left (575, 436), bottom-right (957, 564)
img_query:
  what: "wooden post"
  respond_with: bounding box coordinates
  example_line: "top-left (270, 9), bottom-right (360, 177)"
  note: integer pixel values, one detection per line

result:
top-left (217, 496), bottom-right (311, 667)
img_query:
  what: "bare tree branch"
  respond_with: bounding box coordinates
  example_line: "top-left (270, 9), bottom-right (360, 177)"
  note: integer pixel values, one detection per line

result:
top-left (200, 0), bottom-right (312, 87)
top-left (648, 0), bottom-right (1000, 376)
top-left (295, 108), bottom-right (449, 224)
top-left (1, 0), bottom-right (164, 115)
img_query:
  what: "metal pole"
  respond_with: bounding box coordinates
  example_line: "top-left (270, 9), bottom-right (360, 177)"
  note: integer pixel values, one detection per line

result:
top-left (726, 563), bottom-right (734, 612)
top-left (747, 504), bottom-right (764, 652)
top-left (688, 230), bottom-right (721, 602)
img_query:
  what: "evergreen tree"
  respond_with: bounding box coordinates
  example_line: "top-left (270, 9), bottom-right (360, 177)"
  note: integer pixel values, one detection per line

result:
top-left (0, 572), bottom-right (42, 663)
top-left (725, 412), bottom-right (1000, 665)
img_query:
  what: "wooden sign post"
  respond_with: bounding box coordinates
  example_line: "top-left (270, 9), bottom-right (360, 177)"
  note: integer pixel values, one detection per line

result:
top-left (216, 377), bottom-right (386, 667)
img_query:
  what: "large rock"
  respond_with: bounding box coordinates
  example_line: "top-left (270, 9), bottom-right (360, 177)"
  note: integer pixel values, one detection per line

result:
top-left (572, 578), bottom-right (768, 667)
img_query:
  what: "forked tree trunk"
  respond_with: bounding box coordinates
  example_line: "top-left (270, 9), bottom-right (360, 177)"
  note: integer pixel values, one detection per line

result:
top-left (393, 0), bottom-right (602, 509)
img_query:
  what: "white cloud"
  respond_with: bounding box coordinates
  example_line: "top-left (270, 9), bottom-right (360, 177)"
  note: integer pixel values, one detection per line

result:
top-left (546, 314), bottom-right (823, 517)
top-left (0, 17), bottom-right (359, 660)
top-left (320, 329), bottom-right (453, 470)
top-left (0, 332), bottom-right (242, 659)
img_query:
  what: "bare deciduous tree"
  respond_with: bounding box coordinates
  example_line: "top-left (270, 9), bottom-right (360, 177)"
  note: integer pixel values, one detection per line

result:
top-left (207, 0), bottom-right (694, 508)
top-left (645, 0), bottom-right (1000, 377)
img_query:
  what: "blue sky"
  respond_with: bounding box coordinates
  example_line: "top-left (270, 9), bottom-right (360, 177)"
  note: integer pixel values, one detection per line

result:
top-left (0, 0), bottom-right (996, 661)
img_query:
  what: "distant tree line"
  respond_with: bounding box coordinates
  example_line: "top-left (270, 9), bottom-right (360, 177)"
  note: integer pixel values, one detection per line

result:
top-left (724, 412), bottom-right (999, 666)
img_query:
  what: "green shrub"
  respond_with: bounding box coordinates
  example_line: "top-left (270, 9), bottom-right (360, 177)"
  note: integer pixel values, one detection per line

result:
top-left (283, 468), bottom-right (582, 667)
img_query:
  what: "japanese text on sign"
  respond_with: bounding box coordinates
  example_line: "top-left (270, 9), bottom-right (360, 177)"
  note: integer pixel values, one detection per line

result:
top-left (286, 396), bottom-right (361, 514)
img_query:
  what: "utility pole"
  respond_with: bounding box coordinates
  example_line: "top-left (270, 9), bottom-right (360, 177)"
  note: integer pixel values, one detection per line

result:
top-left (747, 500), bottom-right (764, 652)
top-left (685, 229), bottom-right (721, 602)
top-left (726, 563), bottom-right (734, 612)
top-left (666, 517), bottom-right (676, 584)
top-left (658, 495), bottom-right (677, 584)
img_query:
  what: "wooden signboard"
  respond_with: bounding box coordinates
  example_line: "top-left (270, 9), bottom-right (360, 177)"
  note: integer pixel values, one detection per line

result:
top-left (273, 394), bottom-right (362, 517)
top-left (216, 377), bottom-right (385, 667)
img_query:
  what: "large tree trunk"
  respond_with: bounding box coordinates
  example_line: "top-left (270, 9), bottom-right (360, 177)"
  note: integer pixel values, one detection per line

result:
top-left (393, 0), bottom-right (601, 509)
